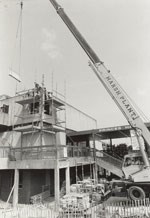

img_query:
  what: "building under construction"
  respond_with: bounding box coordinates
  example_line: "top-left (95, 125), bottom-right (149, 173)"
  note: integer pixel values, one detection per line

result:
top-left (0, 82), bottom-right (99, 206)
top-left (0, 82), bottom-right (149, 208)
top-left (1, 1), bottom-right (150, 217)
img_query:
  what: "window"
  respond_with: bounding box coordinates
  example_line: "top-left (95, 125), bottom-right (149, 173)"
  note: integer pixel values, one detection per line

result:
top-left (2, 104), bottom-right (9, 113)
top-left (44, 102), bottom-right (50, 115)
top-left (30, 102), bottom-right (39, 114)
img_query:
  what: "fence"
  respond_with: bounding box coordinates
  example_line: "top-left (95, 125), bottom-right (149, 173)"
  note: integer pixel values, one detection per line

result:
top-left (1, 198), bottom-right (150, 218)
top-left (103, 198), bottom-right (150, 218)
top-left (58, 198), bottom-right (150, 218)
top-left (0, 204), bottom-right (59, 218)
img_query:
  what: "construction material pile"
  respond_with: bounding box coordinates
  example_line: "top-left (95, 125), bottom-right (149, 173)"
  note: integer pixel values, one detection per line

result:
top-left (60, 178), bottom-right (111, 215)
top-left (70, 179), bottom-right (109, 205)
top-left (60, 193), bottom-right (90, 213)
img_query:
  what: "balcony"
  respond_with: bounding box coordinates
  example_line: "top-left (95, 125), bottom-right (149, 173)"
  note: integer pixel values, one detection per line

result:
top-left (8, 145), bottom-right (93, 161)
top-left (67, 146), bottom-right (93, 158)
top-left (9, 145), bottom-right (66, 160)
top-left (0, 145), bottom-right (94, 170)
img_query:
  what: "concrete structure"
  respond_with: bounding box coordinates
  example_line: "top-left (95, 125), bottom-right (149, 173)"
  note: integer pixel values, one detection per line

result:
top-left (0, 84), bottom-right (96, 205)
top-left (67, 123), bottom-right (150, 179)
top-left (1, 83), bottom-right (148, 205)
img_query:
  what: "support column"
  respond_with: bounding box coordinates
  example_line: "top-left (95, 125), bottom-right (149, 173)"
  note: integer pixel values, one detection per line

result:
top-left (92, 132), bottom-right (97, 183)
top-left (55, 132), bottom-right (60, 206)
top-left (110, 138), bottom-right (112, 146)
top-left (54, 160), bottom-right (60, 206)
top-left (65, 165), bottom-right (70, 195)
top-left (93, 164), bottom-right (96, 181)
top-left (13, 169), bottom-right (19, 208)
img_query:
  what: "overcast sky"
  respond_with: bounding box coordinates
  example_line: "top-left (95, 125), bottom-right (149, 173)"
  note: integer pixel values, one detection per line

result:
top-left (1, 0), bottom-right (150, 128)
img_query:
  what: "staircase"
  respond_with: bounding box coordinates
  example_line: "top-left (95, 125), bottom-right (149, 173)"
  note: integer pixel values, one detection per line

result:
top-left (96, 150), bottom-right (124, 178)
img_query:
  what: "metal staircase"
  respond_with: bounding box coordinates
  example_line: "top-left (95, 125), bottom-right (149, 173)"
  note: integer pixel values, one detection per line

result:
top-left (96, 150), bottom-right (124, 178)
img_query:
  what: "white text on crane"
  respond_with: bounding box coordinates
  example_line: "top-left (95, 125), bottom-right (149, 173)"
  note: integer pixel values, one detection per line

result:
top-left (106, 76), bottom-right (139, 121)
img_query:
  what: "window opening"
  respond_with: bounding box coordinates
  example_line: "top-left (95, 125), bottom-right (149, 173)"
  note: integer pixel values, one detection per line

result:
top-left (1, 104), bottom-right (9, 114)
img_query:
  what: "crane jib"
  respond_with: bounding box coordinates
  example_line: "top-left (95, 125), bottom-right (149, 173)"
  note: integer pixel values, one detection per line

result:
top-left (105, 76), bottom-right (139, 121)
top-left (49, 0), bottom-right (100, 64)
top-left (49, 0), bottom-right (150, 168)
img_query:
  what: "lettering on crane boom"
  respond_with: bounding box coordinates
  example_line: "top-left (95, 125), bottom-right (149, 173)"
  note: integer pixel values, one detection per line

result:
top-left (106, 76), bottom-right (139, 121)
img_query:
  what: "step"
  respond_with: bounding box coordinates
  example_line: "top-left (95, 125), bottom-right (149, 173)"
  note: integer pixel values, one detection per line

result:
top-left (96, 151), bottom-right (124, 178)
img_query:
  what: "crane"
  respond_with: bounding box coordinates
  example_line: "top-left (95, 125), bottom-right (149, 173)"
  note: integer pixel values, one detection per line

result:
top-left (49, 0), bottom-right (150, 200)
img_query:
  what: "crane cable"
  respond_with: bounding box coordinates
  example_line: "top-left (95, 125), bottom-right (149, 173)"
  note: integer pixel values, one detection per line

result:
top-left (18, 1), bottom-right (23, 80)
top-left (10, 1), bottom-right (23, 88)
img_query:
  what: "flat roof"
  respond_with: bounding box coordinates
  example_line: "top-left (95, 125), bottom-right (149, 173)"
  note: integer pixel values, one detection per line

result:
top-left (67, 122), bottom-right (150, 140)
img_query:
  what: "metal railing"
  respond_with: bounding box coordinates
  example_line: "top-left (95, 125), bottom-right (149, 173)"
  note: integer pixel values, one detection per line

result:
top-left (8, 145), bottom-right (93, 160)
top-left (67, 146), bottom-right (93, 158)
top-left (9, 145), bottom-right (66, 160)
top-left (9, 145), bottom-right (93, 160)
top-left (0, 145), bottom-right (124, 165)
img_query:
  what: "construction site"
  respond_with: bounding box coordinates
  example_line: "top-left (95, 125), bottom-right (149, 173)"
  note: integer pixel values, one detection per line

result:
top-left (1, 0), bottom-right (150, 217)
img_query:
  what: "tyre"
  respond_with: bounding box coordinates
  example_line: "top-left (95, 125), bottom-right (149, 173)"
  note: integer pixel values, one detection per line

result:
top-left (128, 186), bottom-right (145, 200)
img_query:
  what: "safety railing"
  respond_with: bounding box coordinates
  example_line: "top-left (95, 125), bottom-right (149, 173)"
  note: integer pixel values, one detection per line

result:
top-left (9, 145), bottom-right (92, 160)
top-left (67, 146), bottom-right (93, 158)
top-left (9, 145), bottom-right (67, 160)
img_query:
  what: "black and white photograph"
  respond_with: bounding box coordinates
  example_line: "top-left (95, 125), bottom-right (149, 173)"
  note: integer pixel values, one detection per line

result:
top-left (0, 0), bottom-right (150, 217)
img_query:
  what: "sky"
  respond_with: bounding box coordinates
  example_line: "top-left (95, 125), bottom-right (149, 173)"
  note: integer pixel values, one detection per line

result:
top-left (1, 0), bottom-right (150, 128)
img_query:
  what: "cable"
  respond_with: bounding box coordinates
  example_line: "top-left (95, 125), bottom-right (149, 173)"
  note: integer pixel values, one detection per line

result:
top-left (18, 1), bottom-right (23, 78)
top-left (10, 1), bottom-right (23, 94)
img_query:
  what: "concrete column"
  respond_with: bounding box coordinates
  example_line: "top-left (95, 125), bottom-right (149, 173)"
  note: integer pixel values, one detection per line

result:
top-left (55, 132), bottom-right (60, 206)
top-left (110, 138), bottom-right (112, 146)
top-left (65, 165), bottom-right (70, 194)
top-left (93, 164), bottom-right (96, 181)
top-left (54, 160), bottom-right (60, 206)
top-left (92, 132), bottom-right (97, 182)
top-left (13, 169), bottom-right (19, 208)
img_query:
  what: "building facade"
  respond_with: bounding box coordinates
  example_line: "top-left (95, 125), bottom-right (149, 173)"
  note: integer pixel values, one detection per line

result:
top-left (0, 84), bottom-right (96, 205)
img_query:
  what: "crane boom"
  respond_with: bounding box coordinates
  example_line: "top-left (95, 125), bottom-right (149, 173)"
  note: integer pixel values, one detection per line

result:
top-left (49, 0), bottom-right (150, 168)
